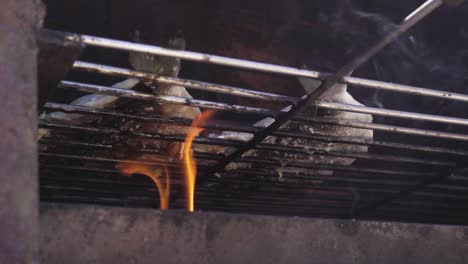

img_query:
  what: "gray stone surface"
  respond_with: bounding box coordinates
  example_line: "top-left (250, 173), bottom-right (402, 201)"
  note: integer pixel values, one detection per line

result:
top-left (41, 204), bottom-right (468, 264)
top-left (0, 0), bottom-right (44, 263)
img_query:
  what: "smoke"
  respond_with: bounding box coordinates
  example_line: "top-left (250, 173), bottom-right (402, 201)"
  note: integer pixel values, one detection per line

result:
top-left (272, 0), bottom-right (468, 134)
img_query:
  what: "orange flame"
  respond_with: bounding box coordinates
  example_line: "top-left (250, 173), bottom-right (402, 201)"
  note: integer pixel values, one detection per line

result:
top-left (117, 163), bottom-right (170, 210)
top-left (183, 110), bottom-right (216, 212)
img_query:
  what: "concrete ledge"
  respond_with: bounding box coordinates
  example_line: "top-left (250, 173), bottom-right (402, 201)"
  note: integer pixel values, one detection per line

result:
top-left (40, 204), bottom-right (468, 264)
top-left (0, 0), bottom-right (44, 262)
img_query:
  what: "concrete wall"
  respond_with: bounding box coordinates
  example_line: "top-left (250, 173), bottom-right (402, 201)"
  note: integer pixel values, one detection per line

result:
top-left (41, 204), bottom-right (468, 264)
top-left (0, 0), bottom-right (44, 263)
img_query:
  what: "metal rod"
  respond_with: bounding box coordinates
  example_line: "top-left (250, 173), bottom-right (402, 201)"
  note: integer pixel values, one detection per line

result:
top-left (59, 33), bottom-right (323, 79)
top-left (40, 1), bottom-right (468, 107)
top-left (39, 191), bottom-right (351, 212)
top-left (40, 185), bottom-right (164, 199)
top-left (236, 157), bottom-right (438, 177)
top-left (40, 121), bottom-right (243, 147)
top-left (272, 131), bottom-right (468, 156)
top-left (40, 188), bottom-right (352, 213)
top-left (203, 180), bottom-right (403, 194)
top-left (40, 113), bottom-right (455, 167)
top-left (39, 194), bottom-right (161, 207)
top-left (198, 183), bottom-right (390, 197)
top-left (40, 139), bottom-right (112, 149)
top-left (40, 164), bottom-right (189, 179)
top-left (39, 180), bottom-right (375, 210)
top-left (413, 191), bottom-right (468, 200)
top-left (328, 0), bottom-right (443, 79)
top-left (73, 61), bottom-right (297, 103)
top-left (395, 200), bottom-right (468, 210)
top-left (44, 102), bottom-right (260, 133)
top-left (39, 139), bottom-right (223, 161)
top-left (40, 177), bottom-right (359, 204)
top-left (41, 164), bottom-right (120, 174)
top-left (55, 28), bottom-right (468, 104)
top-left (355, 171), bottom-right (453, 217)
top-left (256, 143), bottom-right (455, 167)
top-left (40, 177), bottom-right (185, 190)
top-left (231, 167), bottom-right (430, 181)
top-left (58, 80), bottom-right (275, 116)
top-left (342, 76), bottom-right (468, 103)
top-left (294, 116), bottom-right (468, 141)
top-left (430, 183), bottom-right (468, 191)
top-left (49, 1), bottom-right (440, 81)
top-left (194, 193), bottom-right (355, 205)
top-left (316, 101), bottom-right (468, 127)
top-left (194, 197), bottom-right (352, 209)
top-left (41, 162), bottom-right (419, 187)
top-left (40, 152), bottom-right (189, 168)
top-left (66, 61), bottom-right (468, 128)
top-left (44, 102), bottom-right (468, 155)
top-left (40, 162), bottom-right (425, 186)
top-left (217, 171), bottom-right (419, 186)
top-left (39, 172), bottom-right (365, 203)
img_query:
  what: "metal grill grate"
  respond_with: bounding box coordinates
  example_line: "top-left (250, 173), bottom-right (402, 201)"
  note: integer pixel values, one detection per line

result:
top-left (39, 0), bottom-right (468, 225)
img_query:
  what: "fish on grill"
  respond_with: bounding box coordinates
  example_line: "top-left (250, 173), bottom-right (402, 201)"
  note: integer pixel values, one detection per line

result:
top-left (121, 31), bottom-right (201, 160)
top-left (293, 71), bottom-right (373, 166)
top-left (40, 31), bottom-right (202, 160)
top-left (39, 31), bottom-right (373, 178)
top-left (215, 70), bottom-right (373, 177)
top-left (40, 78), bottom-right (140, 125)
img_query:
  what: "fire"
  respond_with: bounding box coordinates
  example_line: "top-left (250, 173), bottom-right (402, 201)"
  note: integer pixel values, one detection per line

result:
top-left (117, 163), bottom-right (170, 210)
top-left (183, 110), bottom-right (216, 212)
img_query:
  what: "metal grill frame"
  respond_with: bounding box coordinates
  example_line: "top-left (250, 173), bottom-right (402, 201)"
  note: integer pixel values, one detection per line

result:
top-left (39, 0), bottom-right (468, 225)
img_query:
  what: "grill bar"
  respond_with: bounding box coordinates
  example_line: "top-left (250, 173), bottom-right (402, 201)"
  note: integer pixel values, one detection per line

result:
top-left (230, 168), bottom-right (434, 181)
top-left (43, 102), bottom-right (468, 156)
top-left (44, 102), bottom-right (260, 133)
top-left (56, 79), bottom-right (468, 131)
top-left (45, 1), bottom-right (464, 105)
top-left (74, 60), bottom-right (468, 104)
top-left (38, 172), bottom-right (395, 199)
top-left (237, 158), bottom-right (438, 177)
top-left (294, 116), bottom-right (468, 141)
top-left (343, 76), bottom-right (468, 103)
top-left (73, 61), bottom-right (297, 103)
top-left (39, 139), bottom-right (223, 161)
top-left (40, 150), bottom-right (437, 179)
top-left (58, 80), bottom-right (275, 116)
top-left (41, 174), bottom-right (468, 207)
top-left (256, 144), bottom-right (455, 166)
top-left (272, 131), bottom-right (468, 156)
top-left (40, 152), bottom-right (191, 168)
top-left (40, 122), bottom-right (242, 147)
top-left (355, 170), bottom-right (456, 217)
top-left (316, 101), bottom-right (468, 127)
top-left (214, 173), bottom-right (419, 186)
top-left (41, 123), bottom-right (456, 168)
